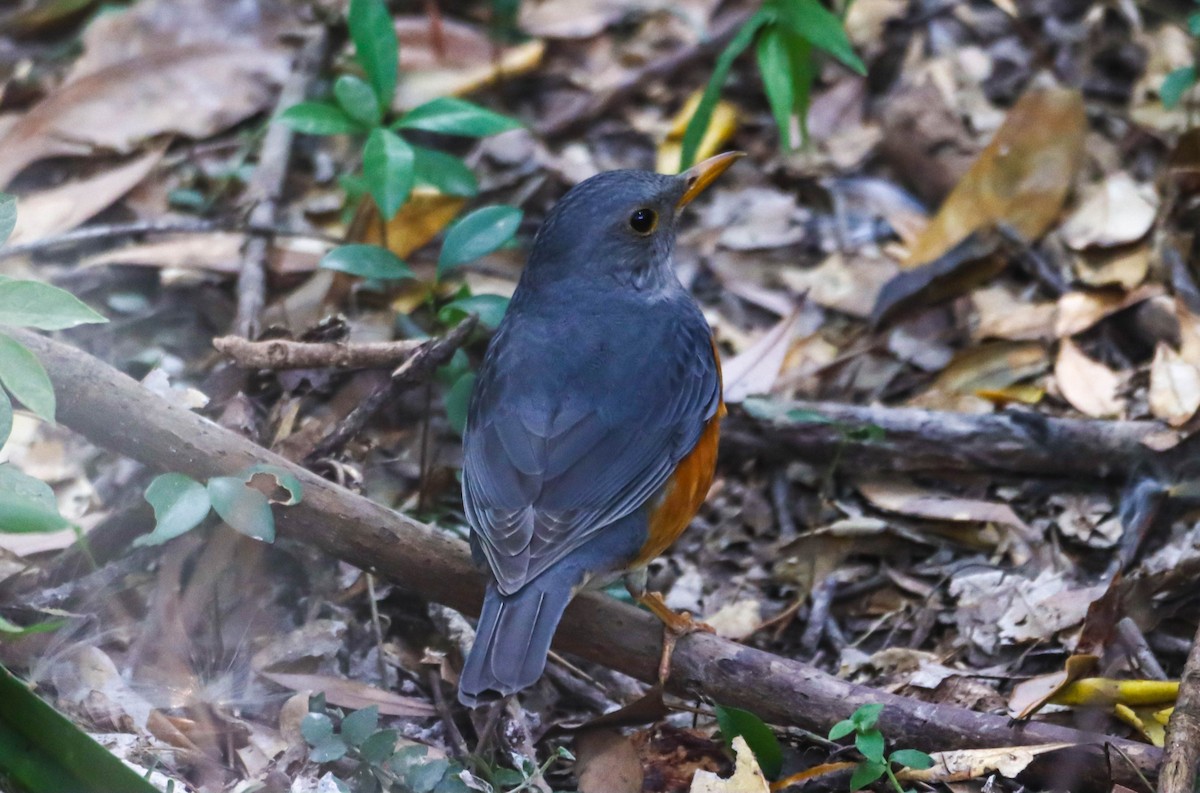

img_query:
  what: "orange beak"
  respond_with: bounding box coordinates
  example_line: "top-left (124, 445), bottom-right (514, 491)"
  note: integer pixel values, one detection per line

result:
top-left (676, 151), bottom-right (745, 209)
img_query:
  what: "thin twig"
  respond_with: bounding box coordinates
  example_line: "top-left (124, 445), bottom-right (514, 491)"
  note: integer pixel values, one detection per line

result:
top-left (0, 218), bottom-right (340, 261)
top-left (1158, 619), bottom-right (1200, 793)
top-left (213, 336), bottom-right (425, 370)
top-left (234, 27), bottom-right (331, 338)
top-left (535, 8), bottom-right (755, 139)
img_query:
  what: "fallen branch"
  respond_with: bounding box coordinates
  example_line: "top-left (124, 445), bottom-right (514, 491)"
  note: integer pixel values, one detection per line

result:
top-left (13, 330), bottom-right (1160, 791)
top-left (1159, 621), bottom-right (1200, 793)
top-left (0, 219), bottom-right (341, 262)
top-left (724, 400), bottom-right (1163, 479)
top-left (234, 27), bottom-right (330, 338)
top-left (214, 336), bottom-right (425, 370)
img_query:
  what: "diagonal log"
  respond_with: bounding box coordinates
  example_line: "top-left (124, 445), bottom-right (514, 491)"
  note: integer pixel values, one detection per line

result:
top-left (11, 330), bottom-right (1161, 790)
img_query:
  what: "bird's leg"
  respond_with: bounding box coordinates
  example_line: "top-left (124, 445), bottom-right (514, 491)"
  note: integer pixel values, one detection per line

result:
top-left (625, 570), bottom-right (714, 685)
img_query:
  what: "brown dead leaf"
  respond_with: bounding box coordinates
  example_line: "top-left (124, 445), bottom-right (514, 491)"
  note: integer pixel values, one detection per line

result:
top-left (1060, 173), bottom-right (1157, 250)
top-left (1072, 245), bottom-right (1150, 289)
top-left (857, 479), bottom-right (1037, 557)
top-left (1054, 284), bottom-right (1163, 338)
top-left (2, 0), bottom-right (96, 36)
top-left (911, 341), bottom-right (1047, 412)
top-left (971, 286), bottom-right (1057, 341)
top-left (9, 143), bottom-right (167, 244)
top-left (1008, 654), bottom-right (1098, 719)
top-left (872, 230), bottom-right (1007, 328)
top-left (1150, 342), bottom-right (1200, 426)
top-left (576, 729), bottom-right (643, 793)
top-left (1055, 339), bottom-right (1125, 418)
top-left (779, 253), bottom-right (896, 319)
top-left (0, 46), bottom-right (287, 188)
top-left (722, 311), bottom-right (801, 404)
top-left (690, 736), bottom-right (769, 793)
top-left (896, 743), bottom-right (1078, 784)
top-left (395, 17), bottom-right (544, 110)
top-left (258, 671), bottom-right (436, 718)
top-left (905, 87), bottom-right (1086, 267)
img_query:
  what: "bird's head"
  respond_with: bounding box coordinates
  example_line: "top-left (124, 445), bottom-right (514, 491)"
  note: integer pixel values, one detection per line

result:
top-left (522, 152), bottom-right (743, 292)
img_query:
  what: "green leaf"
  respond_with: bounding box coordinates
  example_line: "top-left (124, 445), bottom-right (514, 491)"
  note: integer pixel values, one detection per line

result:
top-left (397, 97), bottom-right (522, 137)
top-left (349, 0), bottom-right (398, 109)
top-left (0, 662), bottom-right (160, 793)
top-left (0, 391), bottom-right (12, 450)
top-left (340, 706), bottom-right (379, 748)
top-left (777, 0), bottom-right (866, 75)
top-left (0, 464), bottom-right (70, 533)
top-left (301, 712), bottom-right (334, 746)
top-left (207, 476), bottom-right (274, 542)
top-left (363, 128), bottom-right (415, 220)
top-left (0, 332), bottom-right (54, 422)
top-left (0, 614), bottom-right (65, 638)
top-left (412, 146), bottom-right (478, 197)
top-left (0, 194), bottom-right (14, 246)
top-left (134, 473), bottom-right (211, 547)
top-left (1163, 66), bottom-right (1198, 109)
top-left (405, 757), bottom-right (450, 793)
top-left (849, 760), bottom-right (886, 791)
top-left (438, 294), bottom-right (509, 330)
top-left (334, 74), bottom-right (382, 127)
top-left (359, 729), bottom-right (397, 763)
top-left (855, 729), bottom-right (885, 764)
top-left (889, 749), bottom-right (934, 770)
top-left (1190, 11), bottom-right (1200, 36)
top-left (444, 371), bottom-right (475, 436)
top-left (714, 704), bottom-right (783, 779)
top-left (680, 10), bottom-right (771, 169)
top-left (851, 703), bottom-right (884, 730)
top-left (310, 736), bottom-right (349, 763)
top-left (321, 244), bottom-right (414, 280)
top-left (828, 719), bottom-right (856, 741)
top-left (757, 26), bottom-right (797, 150)
top-left (279, 101), bottom-right (364, 135)
top-left (242, 464), bottom-right (303, 506)
top-left (0, 281), bottom-right (107, 330)
top-left (437, 205), bottom-right (521, 278)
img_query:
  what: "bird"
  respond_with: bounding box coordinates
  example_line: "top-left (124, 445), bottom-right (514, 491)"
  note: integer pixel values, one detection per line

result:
top-left (457, 152), bottom-right (742, 707)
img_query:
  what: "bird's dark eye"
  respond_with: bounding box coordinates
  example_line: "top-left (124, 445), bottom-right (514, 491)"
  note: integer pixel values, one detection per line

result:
top-left (628, 208), bottom-right (657, 234)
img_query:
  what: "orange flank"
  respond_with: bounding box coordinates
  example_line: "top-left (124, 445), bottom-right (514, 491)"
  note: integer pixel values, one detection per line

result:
top-left (634, 342), bottom-right (725, 568)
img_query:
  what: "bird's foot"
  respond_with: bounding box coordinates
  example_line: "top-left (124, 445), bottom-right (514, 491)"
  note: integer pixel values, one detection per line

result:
top-left (637, 591), bottom-right (713, 685)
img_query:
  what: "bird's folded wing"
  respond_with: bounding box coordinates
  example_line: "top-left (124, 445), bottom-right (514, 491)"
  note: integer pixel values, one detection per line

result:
top-left (463, 321), bottom-right (720, 595)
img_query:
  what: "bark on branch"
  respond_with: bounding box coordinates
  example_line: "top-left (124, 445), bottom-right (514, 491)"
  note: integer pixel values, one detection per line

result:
top-left (15, 331), bottom-right (1161, 791)
top-left (1159, 620), bottom-right (1200, 792)
top-left (724, 400), bottom-right (1163, 479)
top-left (214, 336), bottom-right (426, 370)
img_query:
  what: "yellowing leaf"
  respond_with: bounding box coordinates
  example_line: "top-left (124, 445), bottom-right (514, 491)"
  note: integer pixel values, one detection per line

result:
top-left (348, 187), bottom-right (467, 259)
top-left (1114, 703), bottom-right (1172, 747)
top-left (1055, 339), bottom-right (1124, 418)
top-left (905, 87), bottom-right (1086, 268)
top-left (1051, 678), bottom-right (1178, 708)
top-left (658, 91), bottom-right (739, 175)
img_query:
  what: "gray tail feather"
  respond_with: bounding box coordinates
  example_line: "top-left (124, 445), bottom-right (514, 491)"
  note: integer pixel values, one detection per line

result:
top-left (458, 579), bottom-right (573, 707)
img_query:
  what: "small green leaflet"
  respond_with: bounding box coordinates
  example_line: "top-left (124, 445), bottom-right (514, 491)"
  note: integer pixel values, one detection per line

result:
top-left (279, 102), bottom-right (364, 135)
top-left (397, 97), bottom-right (522, 137)
top-left (348, 0), bottom-right (398, 110)
top-left (0, 332), bottom-right (55, 422)
top-left (321, 244), bottom-right (413, 281)
top-left (444, 371), bottom-right (476, 436)
top-left (363, 128), bottom-right (415, 219)
top-left (0, 281), bottom-right (107, 330)
top-left (0, 463), bottom-right (70, 533)
top-left (0, 193), bottom-right (15, 244)
top-left (437, 205), bottom-right (522, 278)
top-left (714, 704), bottom-right (782, 779)
top-left (135, 473), bottom-right (211, 547)
top-left (333, 74), bottom-right (382, 127)
top-left (207, 476), bottom-right (275, 542)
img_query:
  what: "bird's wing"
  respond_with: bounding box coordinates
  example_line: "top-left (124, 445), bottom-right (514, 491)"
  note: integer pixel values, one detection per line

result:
top-left (462, 313), bottom-right (720, 595)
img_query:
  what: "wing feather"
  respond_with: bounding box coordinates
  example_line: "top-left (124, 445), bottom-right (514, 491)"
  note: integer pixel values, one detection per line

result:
top-left (463, 301), bottom-right (720, 595)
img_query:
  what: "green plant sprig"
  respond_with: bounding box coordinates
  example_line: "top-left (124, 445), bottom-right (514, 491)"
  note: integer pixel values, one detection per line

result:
top-left (680, 0), bottom-right (866, 170)
top-left (828, 704), bottom-right (934, 792)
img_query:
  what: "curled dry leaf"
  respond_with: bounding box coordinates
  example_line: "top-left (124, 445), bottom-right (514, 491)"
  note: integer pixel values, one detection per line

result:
top-left (971, 286), bottom-right (1056, 342)
top-left (1055, 284), bottom-right (1164, 338)
top-left (0, 46), bottom-right (288, 188)
top-left (896, 743), bottom-right (1078, 784)
top-left (258, 671), bottom-right (436, 718)
top-left (1149, 342), bottom-right (1200, 426)
top-left (909, 340), bottom-right (1047, 412)
top-left (395, 17), bottom-right (544, 110)
top-left (1060, 173), bottom-right (1157, 250)
top-left (779, 253), bottom-right (895, 319)
top-left (1054, 339), bottom-right (1125, 418)
top-left (8, 142), bottom-right (167, 245)
top-left (689, 736), bottom-right (769, 793)
top-left (904, 87), bottom-right (1086, 268)
top-left (722, 311), bottom-right (801, 404)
